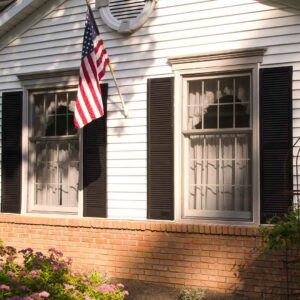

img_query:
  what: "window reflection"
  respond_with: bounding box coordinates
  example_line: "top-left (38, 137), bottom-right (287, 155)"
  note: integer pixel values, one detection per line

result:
top-left (188, 75), bottom-right (250, 130)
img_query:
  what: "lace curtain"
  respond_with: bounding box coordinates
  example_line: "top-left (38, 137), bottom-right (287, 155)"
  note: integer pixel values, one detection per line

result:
top-left (33, 91), bottom-right (79, 209)
top-left (186, 76), bottom-right (251, 214)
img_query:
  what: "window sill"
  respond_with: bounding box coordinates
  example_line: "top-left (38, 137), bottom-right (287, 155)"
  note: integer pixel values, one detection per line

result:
top-left (0, 213), bottom-right (259, 237)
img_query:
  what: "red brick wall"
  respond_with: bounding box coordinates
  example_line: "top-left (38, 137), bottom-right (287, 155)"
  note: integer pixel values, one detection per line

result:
top-left (0, 215), bottom-right (298, 299)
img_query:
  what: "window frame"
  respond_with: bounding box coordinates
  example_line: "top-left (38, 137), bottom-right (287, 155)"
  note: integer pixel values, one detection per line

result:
top-left (27, 88), bottom-right (80, 215)
top-left (170, 50), bottom-right (264, 224)
top-left (182, 72), bottom-right (253, 221)
top-left (18, 73), bottom-right (84, 217)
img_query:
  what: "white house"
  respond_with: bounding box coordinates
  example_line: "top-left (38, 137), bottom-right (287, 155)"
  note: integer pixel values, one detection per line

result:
top-left (0, 0), bottom-right (299, 296)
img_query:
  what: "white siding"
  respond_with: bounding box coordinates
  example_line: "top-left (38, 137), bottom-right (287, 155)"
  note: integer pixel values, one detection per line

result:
top-left (1, 0), bottom-right (300, 218)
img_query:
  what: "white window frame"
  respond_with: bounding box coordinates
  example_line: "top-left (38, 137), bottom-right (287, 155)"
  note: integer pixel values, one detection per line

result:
top-left (169, 48), bottom-right (266, 225)
top-left (18, 71), bottom-right (84, 217)
top-left (182, 72), bottom-right (253, 220)
top-left (27, 88), bottom-right (80, 214)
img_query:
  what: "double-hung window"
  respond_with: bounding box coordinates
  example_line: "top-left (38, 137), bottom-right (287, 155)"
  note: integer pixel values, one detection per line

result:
top-left (182, 72), bottom-right (252, 220)
top-left (28, 89), bottom-right (79, 213)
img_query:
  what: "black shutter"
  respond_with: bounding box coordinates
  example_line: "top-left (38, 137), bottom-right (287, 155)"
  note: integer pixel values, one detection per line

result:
top-left (83, 84), bottom-right (108, 217)
top-left (147, 77), bottom-right (174, 220)
top-left (1, 92), bottom-right (23, 213)
top-left (260, 67), bottom-right (293, 222)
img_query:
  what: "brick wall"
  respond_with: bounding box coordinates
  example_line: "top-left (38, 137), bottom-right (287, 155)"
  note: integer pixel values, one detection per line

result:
top-left (0, 215), bottom-right (299, 299)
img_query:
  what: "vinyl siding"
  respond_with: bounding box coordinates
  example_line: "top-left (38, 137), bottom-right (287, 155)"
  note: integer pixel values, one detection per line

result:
top-left (0, 0), bottom-right (300, 219)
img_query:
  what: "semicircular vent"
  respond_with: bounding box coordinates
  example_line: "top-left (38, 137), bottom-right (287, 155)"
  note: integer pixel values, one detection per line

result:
top-left (109, 0), bottom-right (146, 21)
top-left (96, 0), bottom-right (156, 34)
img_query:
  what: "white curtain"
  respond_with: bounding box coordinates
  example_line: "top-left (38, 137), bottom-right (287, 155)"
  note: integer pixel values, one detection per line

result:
top-left (34, 92), bottom-right (79, 209)
top-left (187, 79), bottom-right (251, 213)
top-left (189, 135), bottom-right (251, 212)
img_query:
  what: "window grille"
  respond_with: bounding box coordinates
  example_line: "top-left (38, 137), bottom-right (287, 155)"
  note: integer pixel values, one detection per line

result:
top-left (183, 73), bottom-right (252, 220)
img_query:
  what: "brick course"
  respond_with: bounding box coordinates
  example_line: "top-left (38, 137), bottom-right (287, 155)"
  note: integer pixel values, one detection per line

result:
top-left (0, 214), bottom-right (299, 299)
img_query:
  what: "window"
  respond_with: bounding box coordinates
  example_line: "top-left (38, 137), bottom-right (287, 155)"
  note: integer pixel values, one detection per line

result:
top-left (28, 90), bottom-right (79, 213)
top-left (182, 73), bottom-right (252, 220)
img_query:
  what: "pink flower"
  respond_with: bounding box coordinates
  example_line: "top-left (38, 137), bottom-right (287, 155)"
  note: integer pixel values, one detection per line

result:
top-left (19, 248), bottom-right (33, 254)
top-left (20, 285), bottom-right (30, 292)
top-left (51, 264), bottom-right (59, 270)
top-left (123, 290), bottom-right (129, 296)
top-left (48, 248), bottom-right (63, 257)
top-left (0, 284), bottom-right (10, 291)
top-left (64, 284), bottom-right (75, 290)
top-left (6, 256), bottom-right (15, 262)
top-left (38, 291), bottom-right (50, 298)
top-left (117, 283), bottom-right (124, 289)
top-left (7, 271), bottom-right (15, 276)
top-left (29, 270), bottom-right (40, 279)
top-left (98, 284), bottom-right (109, 293)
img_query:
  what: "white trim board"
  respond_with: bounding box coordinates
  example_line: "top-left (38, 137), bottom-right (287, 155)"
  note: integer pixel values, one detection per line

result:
top-left (0, 0), bottom-right (66, 51)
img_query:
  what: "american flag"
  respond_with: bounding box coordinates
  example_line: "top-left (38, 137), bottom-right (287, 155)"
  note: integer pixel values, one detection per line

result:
top-left (74, 5), bottom-right (109, 128)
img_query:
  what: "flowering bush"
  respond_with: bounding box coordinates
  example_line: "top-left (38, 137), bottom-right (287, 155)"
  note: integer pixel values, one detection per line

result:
top-left (0, 245), bottom-right (128, 300)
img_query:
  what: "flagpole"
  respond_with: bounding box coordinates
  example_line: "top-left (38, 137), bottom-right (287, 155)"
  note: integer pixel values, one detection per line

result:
top-left (84, 0), bottom-right (128, 118)
top-left (108, 63), bottom-right (128, 117)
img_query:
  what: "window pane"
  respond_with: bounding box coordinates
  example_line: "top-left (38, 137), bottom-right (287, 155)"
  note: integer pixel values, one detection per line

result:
top-left (188, 134), bottom-right (251, 213)
top-left (57, 92), bottom-right (68, 114)
top-left (45, 94), bottom-right (56, 115)
top-left (45, 116), bottom-right (55, 136)
top-left (68, 114), bottom-right (76, 135)
top-left (56, 114), bottom-right (67, 136)
top-left (31, 90), bottom-right (79, 212)
top-left (219, 104), bottom-right (234, 128)
top-left (187, 74), bottom-right (251, 130)
top-left (33, 94), bottom-right (45, 136)
top-left (47, 184), bottom-right (58, 206)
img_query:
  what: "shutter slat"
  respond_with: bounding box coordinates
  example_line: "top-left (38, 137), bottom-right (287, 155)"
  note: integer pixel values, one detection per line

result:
top-left (1, 92), bottom-right (22, 214)
top-left (260, 67), bottom-right (293, 222)
top-left (109, 0), bottom-right (146, 21)
top-left (83, 84), bottom-right (108, 218)
top-left (147, 77), bottom-right (174, 220)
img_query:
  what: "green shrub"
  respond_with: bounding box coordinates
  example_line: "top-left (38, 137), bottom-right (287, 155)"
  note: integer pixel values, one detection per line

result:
top-left (178, 288), bottom-right (205, 300)
top-left (260, 209), bottom-right (300, 250)
top-left (0, 245), bottom-right (128, 300)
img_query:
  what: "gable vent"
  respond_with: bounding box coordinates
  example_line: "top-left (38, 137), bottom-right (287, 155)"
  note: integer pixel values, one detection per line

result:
top-left (109, 0), bottom-right (146, 21)
top-left (96, 0), bottom-right (156, 34)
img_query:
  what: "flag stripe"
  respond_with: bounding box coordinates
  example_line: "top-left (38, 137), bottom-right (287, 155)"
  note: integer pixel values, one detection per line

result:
top-left (81, 57), bottom-right (101, 118)
top-left (87, 54), bottom-right (104, 116)
top-left (74, 6), bottom-right (109, 128)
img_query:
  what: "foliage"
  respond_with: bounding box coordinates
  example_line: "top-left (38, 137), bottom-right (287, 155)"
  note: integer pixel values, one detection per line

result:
top-left (259, 209), bottom-right (300, 299)
top-left (178, 288), bottom-right (205, 300)
top-left (260, 209), bottom-right (300, 250)
top-left (0, 245), bottom-right (128, 300)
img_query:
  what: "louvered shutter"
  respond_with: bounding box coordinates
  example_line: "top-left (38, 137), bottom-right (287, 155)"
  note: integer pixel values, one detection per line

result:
top-left (1, 92), bottom-right (23, 213)
top-left (147, 77), bottom-right (174, 220)
top-left (260, 67), bottom-right (293, 222)
top-left (83, 84), bottom-right (108, 218)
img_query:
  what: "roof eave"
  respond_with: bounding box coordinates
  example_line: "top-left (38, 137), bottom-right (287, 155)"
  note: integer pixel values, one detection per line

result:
top-left (0, 0), bottom-right (47, 39)
top-left (271, 0), bottom-right (300, 10)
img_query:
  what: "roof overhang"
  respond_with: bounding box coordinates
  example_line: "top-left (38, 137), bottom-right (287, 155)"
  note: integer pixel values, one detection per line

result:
top-left (0, 0), bottom-right (50, 39)
top-left (0, 0), bottom-right (66, 51)
top-left (271, 0), bottom-right (300, 10)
